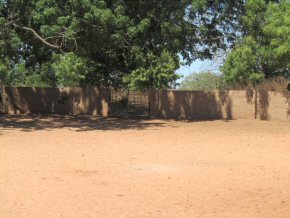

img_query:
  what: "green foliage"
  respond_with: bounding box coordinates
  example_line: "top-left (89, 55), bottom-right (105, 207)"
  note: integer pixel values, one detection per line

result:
top-left (242, 0), bottom-right (267, 37)
top-left (24, 70), bottom-right (55, 88)
top-left (222, 37), bottom-right (265, 85)
top-left (0, 0), bottom-right (245, 89)
top-left (0, 60), bottom-right (9, 84)
top-left (6, 63), bottom-right (27, 86)
top-left (123, 51), bottom-right (180, 90)
top-left (222, 0), bottom-right (290, 85)
top-left (179, 71), bottom-right (225, 90)
top-left (52, 53), bottom-right (90, 87)
top-left (0, 17), bottom-right (21, 62)
top-left (0, 62), bottom-right (55, 87)
top-left (263, 1), bottom-right (290, 64)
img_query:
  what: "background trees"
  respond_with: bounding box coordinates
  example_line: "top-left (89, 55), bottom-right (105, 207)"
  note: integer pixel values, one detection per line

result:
top-left (0, 0), bottom-right (244, 89)
top-left (179, 71), bottom-right (224, 90)
top-left (183, 0), bottom-right (289, 90)
top-left (222, 0), bottom-right (290, 86)
top-left (1, 0), bottom-right (289, 90)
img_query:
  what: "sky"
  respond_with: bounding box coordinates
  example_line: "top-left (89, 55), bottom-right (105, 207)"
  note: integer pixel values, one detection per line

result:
top-left (176, 59), bottom-right (205, 79)
top-left (176, 58), bottom-right (221, 83)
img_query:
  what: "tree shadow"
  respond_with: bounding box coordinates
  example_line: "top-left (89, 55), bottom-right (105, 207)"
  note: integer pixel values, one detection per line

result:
top-left (150, 90), bottom-right (233, 120)
top-left (3, 87), bottom-right (111, 116)
top-left (0, 114), bottom-right (170, 132)
top-left (285, 86), bottom-right (290, 119)
top-left (218, 90), bottom-right (233, 120)
top-left (258, 91), bottom-right (270, 120)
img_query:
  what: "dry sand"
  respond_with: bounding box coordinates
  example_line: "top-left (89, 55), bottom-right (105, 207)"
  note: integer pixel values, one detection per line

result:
top-left (0, 115), bottom-right (290, 218)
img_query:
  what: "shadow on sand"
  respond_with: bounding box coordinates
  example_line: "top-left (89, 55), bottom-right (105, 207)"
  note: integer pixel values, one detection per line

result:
top-left (0, 114), bottom-right (171, 132)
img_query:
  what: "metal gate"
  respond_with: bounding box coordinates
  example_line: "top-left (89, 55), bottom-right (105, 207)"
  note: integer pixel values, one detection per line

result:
top-left (110, 90), bottom-right (149, 118)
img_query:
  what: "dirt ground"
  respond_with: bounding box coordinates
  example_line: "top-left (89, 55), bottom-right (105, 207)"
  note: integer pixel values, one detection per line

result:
top-left (0, 115), bottom-right (290, 218)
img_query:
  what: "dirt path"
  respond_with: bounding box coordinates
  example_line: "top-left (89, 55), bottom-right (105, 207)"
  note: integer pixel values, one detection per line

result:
top-left (0, 115), bottom-right (290, 218)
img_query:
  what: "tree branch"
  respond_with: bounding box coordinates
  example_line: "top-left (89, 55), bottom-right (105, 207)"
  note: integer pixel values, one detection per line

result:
top-left (12, 23), bottom-right (62, 49)
top-left (12, 23), bottom-right (78, 51)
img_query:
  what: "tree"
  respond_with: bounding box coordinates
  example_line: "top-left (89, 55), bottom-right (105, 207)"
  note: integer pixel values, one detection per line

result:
top-left (0, 0), bottom-right (245, 89)
top-left (221, 37), bottom-right (265, 85)
top-left (222, 0), bottom-right (290, 85)
top-left (179, 71), bottom-right (223, 90)
top-left (52, 53), bottom-right (90, 87)
top-left (123, 51), bottom-right (180, 90)
top-left (263, 0), bottom-right (290, 72)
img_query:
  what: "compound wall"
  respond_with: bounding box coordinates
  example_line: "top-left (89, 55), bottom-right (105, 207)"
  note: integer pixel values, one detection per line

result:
top-left (149, 90), bottom-right (290, 122)
top-left (2, 87), bottom-right (111, 116)
top-left (1, 88), bottom-right (289, 121)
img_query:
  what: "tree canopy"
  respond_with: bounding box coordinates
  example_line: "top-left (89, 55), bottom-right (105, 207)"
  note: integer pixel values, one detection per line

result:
top-left (179, 71), bottom-right (224, 90)
top-left (222, 0), bottom-right (290, 85)
top-left (0, 0), bottom-right (245, 89)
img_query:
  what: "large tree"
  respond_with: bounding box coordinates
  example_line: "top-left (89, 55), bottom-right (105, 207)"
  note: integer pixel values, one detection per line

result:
top-left (0, 0), bottom-right (245, 89)
top-left (222, 0), bottom-right (290, 85)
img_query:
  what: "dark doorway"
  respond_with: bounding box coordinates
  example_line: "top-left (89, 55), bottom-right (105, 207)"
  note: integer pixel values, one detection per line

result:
top-left (110, 90), bottom-right (149, 118)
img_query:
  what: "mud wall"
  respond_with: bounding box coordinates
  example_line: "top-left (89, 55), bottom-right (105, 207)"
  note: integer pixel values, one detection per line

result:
top-left (1, 88), bottom-right (289, 121)
top-left (256, 91), bottom-right (290, 121)
top-left (149, 90), bottom-right (289, 121)
top-left (2, 87), bottom-right (111, 116)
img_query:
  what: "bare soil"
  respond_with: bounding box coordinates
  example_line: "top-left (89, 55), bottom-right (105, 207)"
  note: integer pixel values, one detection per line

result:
top-left (0, 115), bottom-right (290, 218)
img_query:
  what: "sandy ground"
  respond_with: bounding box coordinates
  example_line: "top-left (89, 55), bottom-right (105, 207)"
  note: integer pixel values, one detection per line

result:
top-left (0, 115), bottom-right (290, 218)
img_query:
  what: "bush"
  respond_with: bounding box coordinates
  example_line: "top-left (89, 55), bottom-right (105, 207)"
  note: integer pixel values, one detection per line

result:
top-left (179, 71), bottom-right (226, 90)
